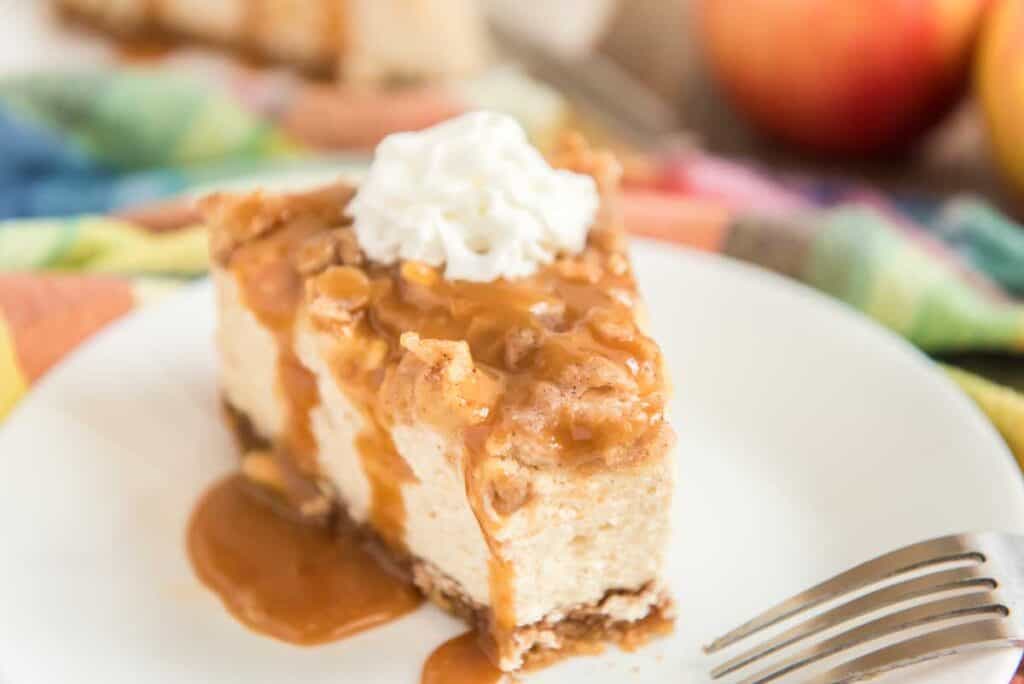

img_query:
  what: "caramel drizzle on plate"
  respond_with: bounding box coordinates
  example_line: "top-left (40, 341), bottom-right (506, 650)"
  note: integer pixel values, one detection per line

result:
top-left (187, 474), bottom-right (422, 644)
top-left (421, 632), bottom-right (508, 684)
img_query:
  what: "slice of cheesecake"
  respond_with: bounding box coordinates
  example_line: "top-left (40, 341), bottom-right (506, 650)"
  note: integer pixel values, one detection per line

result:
top-left (56, 0), bottom-right (489, 82)
top-left (202, 116), bottom-right (676, 671)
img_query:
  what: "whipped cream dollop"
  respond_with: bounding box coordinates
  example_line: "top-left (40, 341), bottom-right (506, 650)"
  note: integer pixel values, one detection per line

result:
top-left (347, 111), bottom-right (599, 282)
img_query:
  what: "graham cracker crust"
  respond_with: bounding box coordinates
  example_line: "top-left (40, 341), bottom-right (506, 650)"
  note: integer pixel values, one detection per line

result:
top-left (221, 398), bottom-right (675, 670)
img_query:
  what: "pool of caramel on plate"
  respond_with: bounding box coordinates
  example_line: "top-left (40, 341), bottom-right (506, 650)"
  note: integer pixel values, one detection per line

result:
top-left (188, 475), bottom-right (504, 683)
top-left (187, 474), bottom-right (422, 645)
top-left (421, 632), bottom-right (508, 684)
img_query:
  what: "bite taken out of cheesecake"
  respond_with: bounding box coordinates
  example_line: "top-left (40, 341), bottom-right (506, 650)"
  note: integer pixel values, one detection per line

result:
top-left (201, 112), bottom-right (676, 671)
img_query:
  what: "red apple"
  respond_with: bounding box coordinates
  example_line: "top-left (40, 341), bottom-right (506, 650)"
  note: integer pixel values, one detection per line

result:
top-left (697, 0), bottom-right (991, 156)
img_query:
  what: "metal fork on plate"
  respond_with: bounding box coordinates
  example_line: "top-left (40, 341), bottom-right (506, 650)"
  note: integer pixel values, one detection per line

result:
top-left (705, 532), bottom-right (1024, 683)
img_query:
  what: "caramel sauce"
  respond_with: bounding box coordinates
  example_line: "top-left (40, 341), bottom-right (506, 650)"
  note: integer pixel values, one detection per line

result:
top-left (227, 205), bottom-right (419, 562)
top-left (356, 425), bottom-right (415, 551)
top-left (421, 632), bottom-right (508, 684)
top-left (232, 220), bottom-right (323, 475)
top-left (486, 555), bottom-right (518, 664)
top-left (462, 430), bottom-right (518, 646)
top-left (277, 348), bottom-right (320, 466)
top-left (187, 474), bottom-right (422, 644)
top-left (312, 238), bottom-right (664, 471)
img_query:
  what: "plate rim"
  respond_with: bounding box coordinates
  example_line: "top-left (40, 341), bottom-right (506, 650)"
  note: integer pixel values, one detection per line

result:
top-left (631, 241), bottom-right (1022, 482)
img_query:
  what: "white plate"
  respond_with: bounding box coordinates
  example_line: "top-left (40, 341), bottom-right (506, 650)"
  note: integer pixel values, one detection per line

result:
top-left (1, 243), bottom-right (1022, 684)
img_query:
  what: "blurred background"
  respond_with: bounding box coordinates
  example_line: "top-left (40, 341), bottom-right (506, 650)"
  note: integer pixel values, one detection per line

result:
top-left (4, 0), bottom-right (1021, 208)
top-left (0, 0), bottom-right (1022, 425)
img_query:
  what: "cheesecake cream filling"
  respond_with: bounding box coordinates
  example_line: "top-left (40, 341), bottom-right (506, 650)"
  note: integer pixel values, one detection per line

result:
top-left (214, 265), bottom-right (671, 666)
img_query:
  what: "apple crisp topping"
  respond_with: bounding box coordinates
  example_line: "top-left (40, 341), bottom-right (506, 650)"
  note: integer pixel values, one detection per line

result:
top-left (205, 140), bottom-right (672, 476)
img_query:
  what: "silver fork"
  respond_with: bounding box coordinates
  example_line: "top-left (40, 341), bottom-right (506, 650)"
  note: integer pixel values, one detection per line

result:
top-left (705, 532), bottom-right (1024, 683)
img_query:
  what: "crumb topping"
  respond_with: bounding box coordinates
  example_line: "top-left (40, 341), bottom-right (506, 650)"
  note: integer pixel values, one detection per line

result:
top-left (203, 137), bottom-right (672, 476)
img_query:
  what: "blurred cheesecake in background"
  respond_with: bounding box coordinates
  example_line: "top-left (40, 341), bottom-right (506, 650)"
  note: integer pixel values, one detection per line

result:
top-left (55, 0), bottom-right (491, 82)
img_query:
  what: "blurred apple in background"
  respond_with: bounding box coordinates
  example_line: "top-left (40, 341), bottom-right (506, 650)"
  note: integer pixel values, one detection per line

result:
top-left (977, 0), bottom-right (1024, 199)
top-left (697, 0), bottom-right (991, 156)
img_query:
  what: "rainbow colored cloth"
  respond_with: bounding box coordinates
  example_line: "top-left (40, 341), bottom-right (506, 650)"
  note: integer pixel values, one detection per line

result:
top-left (0, 69), bottom-right (1022, 478)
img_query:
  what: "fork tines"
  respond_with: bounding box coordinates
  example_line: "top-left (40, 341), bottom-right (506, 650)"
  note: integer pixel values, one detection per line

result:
top-left (706, 532), bottom-right (1024, 683)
